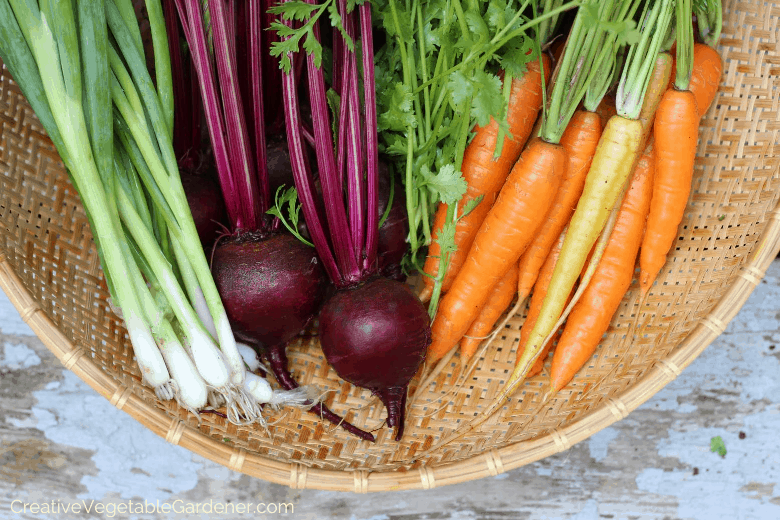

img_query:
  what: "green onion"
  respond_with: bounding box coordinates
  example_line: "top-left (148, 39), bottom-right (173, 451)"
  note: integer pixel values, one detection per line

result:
top-left (0, 0), bottom-right (266, 424)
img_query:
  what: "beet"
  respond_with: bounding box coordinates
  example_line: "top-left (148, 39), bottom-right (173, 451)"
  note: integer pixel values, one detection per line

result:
top-left (262, 344), bottom-right (375, 442)
top-left (212, 232), bottom-right (375, 441)
top-left (280, 2), bottom-right (430, 441)
top-left (266, 137), bottom-right (296, 198)
top-left (376, 169), bottom-right (409, 282)
top-left (213, 233), bottom-right (327, 346)
top-left (181, 172), bottom-right (228, 252)
top-left (318, 277), bottom-right (431, 440)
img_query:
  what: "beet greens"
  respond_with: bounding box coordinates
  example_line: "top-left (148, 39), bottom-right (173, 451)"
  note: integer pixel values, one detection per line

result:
top-left (174, 0), bottom-right (373, 441)
top-left (275, 0), bottom-right (431, 441)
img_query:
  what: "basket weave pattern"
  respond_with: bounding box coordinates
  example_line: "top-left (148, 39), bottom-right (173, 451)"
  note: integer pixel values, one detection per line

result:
top-left (2, 0), bottom-right (780, 492)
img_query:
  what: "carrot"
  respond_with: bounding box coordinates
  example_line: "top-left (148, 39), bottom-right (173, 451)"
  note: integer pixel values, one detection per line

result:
top-left (427, 0), bottom-right (633, 364)
top-left (502, 1), bottom-right (674, 398)
top-left (688, 42), bottom-right (723, 118)
top-left (411, 0), bottom-right (662, 460)
top-left (550, 141), bottom-right (655, 392)
top-left (516, 231), bottom-right (567, 378)
top-left (419, 56), bottom-right (550, 302)
top-left (515, 110), bottom-right (602, 307)
top-left (459, 263), bottom-right (519, 362)
top-left (427, 139), bottom-right (565, 363)
top-left (638, 52), bottom-right (674, 138)
top-left (462, 109), bottom-right (603, 370)
top-left (638, 91), bottom-right (698, 291)
top-left (639, 0), bottom-right (701, 293)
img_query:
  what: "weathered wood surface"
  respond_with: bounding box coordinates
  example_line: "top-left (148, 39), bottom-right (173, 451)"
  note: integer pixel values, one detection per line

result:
top-left (2, 261), bottom-right (780, 520)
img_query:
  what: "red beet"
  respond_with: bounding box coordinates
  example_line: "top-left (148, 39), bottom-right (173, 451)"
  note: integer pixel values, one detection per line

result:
top-left (376, 169), bottom-right (409, 282)
top-left (212, 232), bottom-right (375, 441)
top-left (318, 277), bottom-right (431, 440)
top-left (181, 172), bottom-right (228, 252)
top-left (280, 1), bottom-right (431, 441)
top-left (263, 343), bottom-right (375, 441)
top-left (213, 233), bottom-right (326, 347)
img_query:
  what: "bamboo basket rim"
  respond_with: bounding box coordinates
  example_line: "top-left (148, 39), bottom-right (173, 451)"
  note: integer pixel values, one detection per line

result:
top-left (2, 205), bottom-right (779, 492)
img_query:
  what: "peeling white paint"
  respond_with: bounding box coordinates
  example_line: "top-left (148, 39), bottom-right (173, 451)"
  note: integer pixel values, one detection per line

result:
top-left (1, 342), bottom-right (41, 369)
top-left (28, 370), bottom-right (202, 501)
top-left (0, 292), bottom-right (36, 336)
top-left (636, 412), bottom-right (780, 519)
top-left (5, 414), bottom-right (39, 429)
top-left (587, 426), bottom-right (618, 462)
top-left (567, 498), bottom-right (599, 520)
top-left (647, 289), bottom-right (780, 407)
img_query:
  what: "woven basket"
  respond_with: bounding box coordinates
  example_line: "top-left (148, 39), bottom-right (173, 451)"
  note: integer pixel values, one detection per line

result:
top-left (1, 0), bottom-right (779, 493)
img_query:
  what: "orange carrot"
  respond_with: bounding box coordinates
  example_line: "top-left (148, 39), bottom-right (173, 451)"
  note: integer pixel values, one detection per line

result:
top-left (515, 110), bottom-right (602, 306)
top-left (459, 263), bottom-right (519, 361)
top-left (550, 141), bottom-right (655, 392)
top-left (688, 42), bottom-right (723, 118)
top-left (638, 89), bottom-right (698, 292)
top-left (639, 4), bottom-right (702, 293)
top-left (427, 139), bottom-right (565, 363)
top-left (420, 56), bottom-right (551, 302)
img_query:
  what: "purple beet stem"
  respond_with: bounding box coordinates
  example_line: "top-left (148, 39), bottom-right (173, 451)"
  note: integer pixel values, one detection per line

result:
top-left (266, 346), bottom-right (376, 442)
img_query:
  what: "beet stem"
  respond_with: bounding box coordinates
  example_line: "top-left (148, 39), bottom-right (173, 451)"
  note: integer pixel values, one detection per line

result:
top-left (360, 3), bottom-right (379, 273)
top-left (281, 35), bottom-right (340, 280)
top-left (266, 345), bottom-right (375, 442)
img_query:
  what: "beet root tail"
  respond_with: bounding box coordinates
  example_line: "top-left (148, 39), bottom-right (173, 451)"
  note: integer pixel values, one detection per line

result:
top-left (266, 344), bottom-right (375, 442)
top-left (376, 386), bottom-right (408, 441)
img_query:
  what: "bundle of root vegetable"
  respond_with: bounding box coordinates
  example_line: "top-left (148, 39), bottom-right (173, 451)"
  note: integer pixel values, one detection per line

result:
top-left (407, 0), bottom-right (724, 452)
top-left (0, 0), bottom-right (727, 452)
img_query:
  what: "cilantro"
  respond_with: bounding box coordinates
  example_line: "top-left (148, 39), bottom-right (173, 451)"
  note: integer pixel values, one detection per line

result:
top-left (378, 83), bottom-right (417, 132)
top-left (418, 164), bottom-right (467, 205)
top-left (459, 195), bottom-right (484, 220)
top-left (270, 0), bottom-right (320, 22)
top-left (437, 218), bottom-right (459, 260)
top-left (267, 187), bottom-right (314, 247)
top-left (470, 70), bottom-right (504, 128)
top-left (710, 436), bottom-right (727, 457)
top-left (372, 0), bottom-right (579, 317)
top-left (269, 0), bottom-right (352, 73)
top-left (496, 36), bottom-right (535, 77)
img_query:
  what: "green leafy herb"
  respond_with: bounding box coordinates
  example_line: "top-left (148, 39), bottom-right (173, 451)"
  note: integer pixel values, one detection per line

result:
top-left (378, 83), bottom-right (417, 132)
top-left (269, 0), bottom-right (352, 73)
top-left (418, 164), bottom-right (467, 205)
top-left (710, 435), bottom-right (727, 457)
top-left (267, 186), bottom-right (314, 247)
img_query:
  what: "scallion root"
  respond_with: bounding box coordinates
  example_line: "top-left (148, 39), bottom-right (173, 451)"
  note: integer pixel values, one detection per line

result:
top-left (153, 380), bottom-right (177, 401)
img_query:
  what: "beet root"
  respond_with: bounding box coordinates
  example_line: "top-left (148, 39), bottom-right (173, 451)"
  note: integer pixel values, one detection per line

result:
top-left (264, 345), bottom-right (375, 442)
top-left (213, 233), bottom-right (375, 441)
top-left (376, 169), bottom-right (409, 282)
top-left (212, 233), bottom-right (327, 348)
top-left (318, 277), bottom-right (431, 441)
top-left (181, 172), bottom-right (228, 252)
